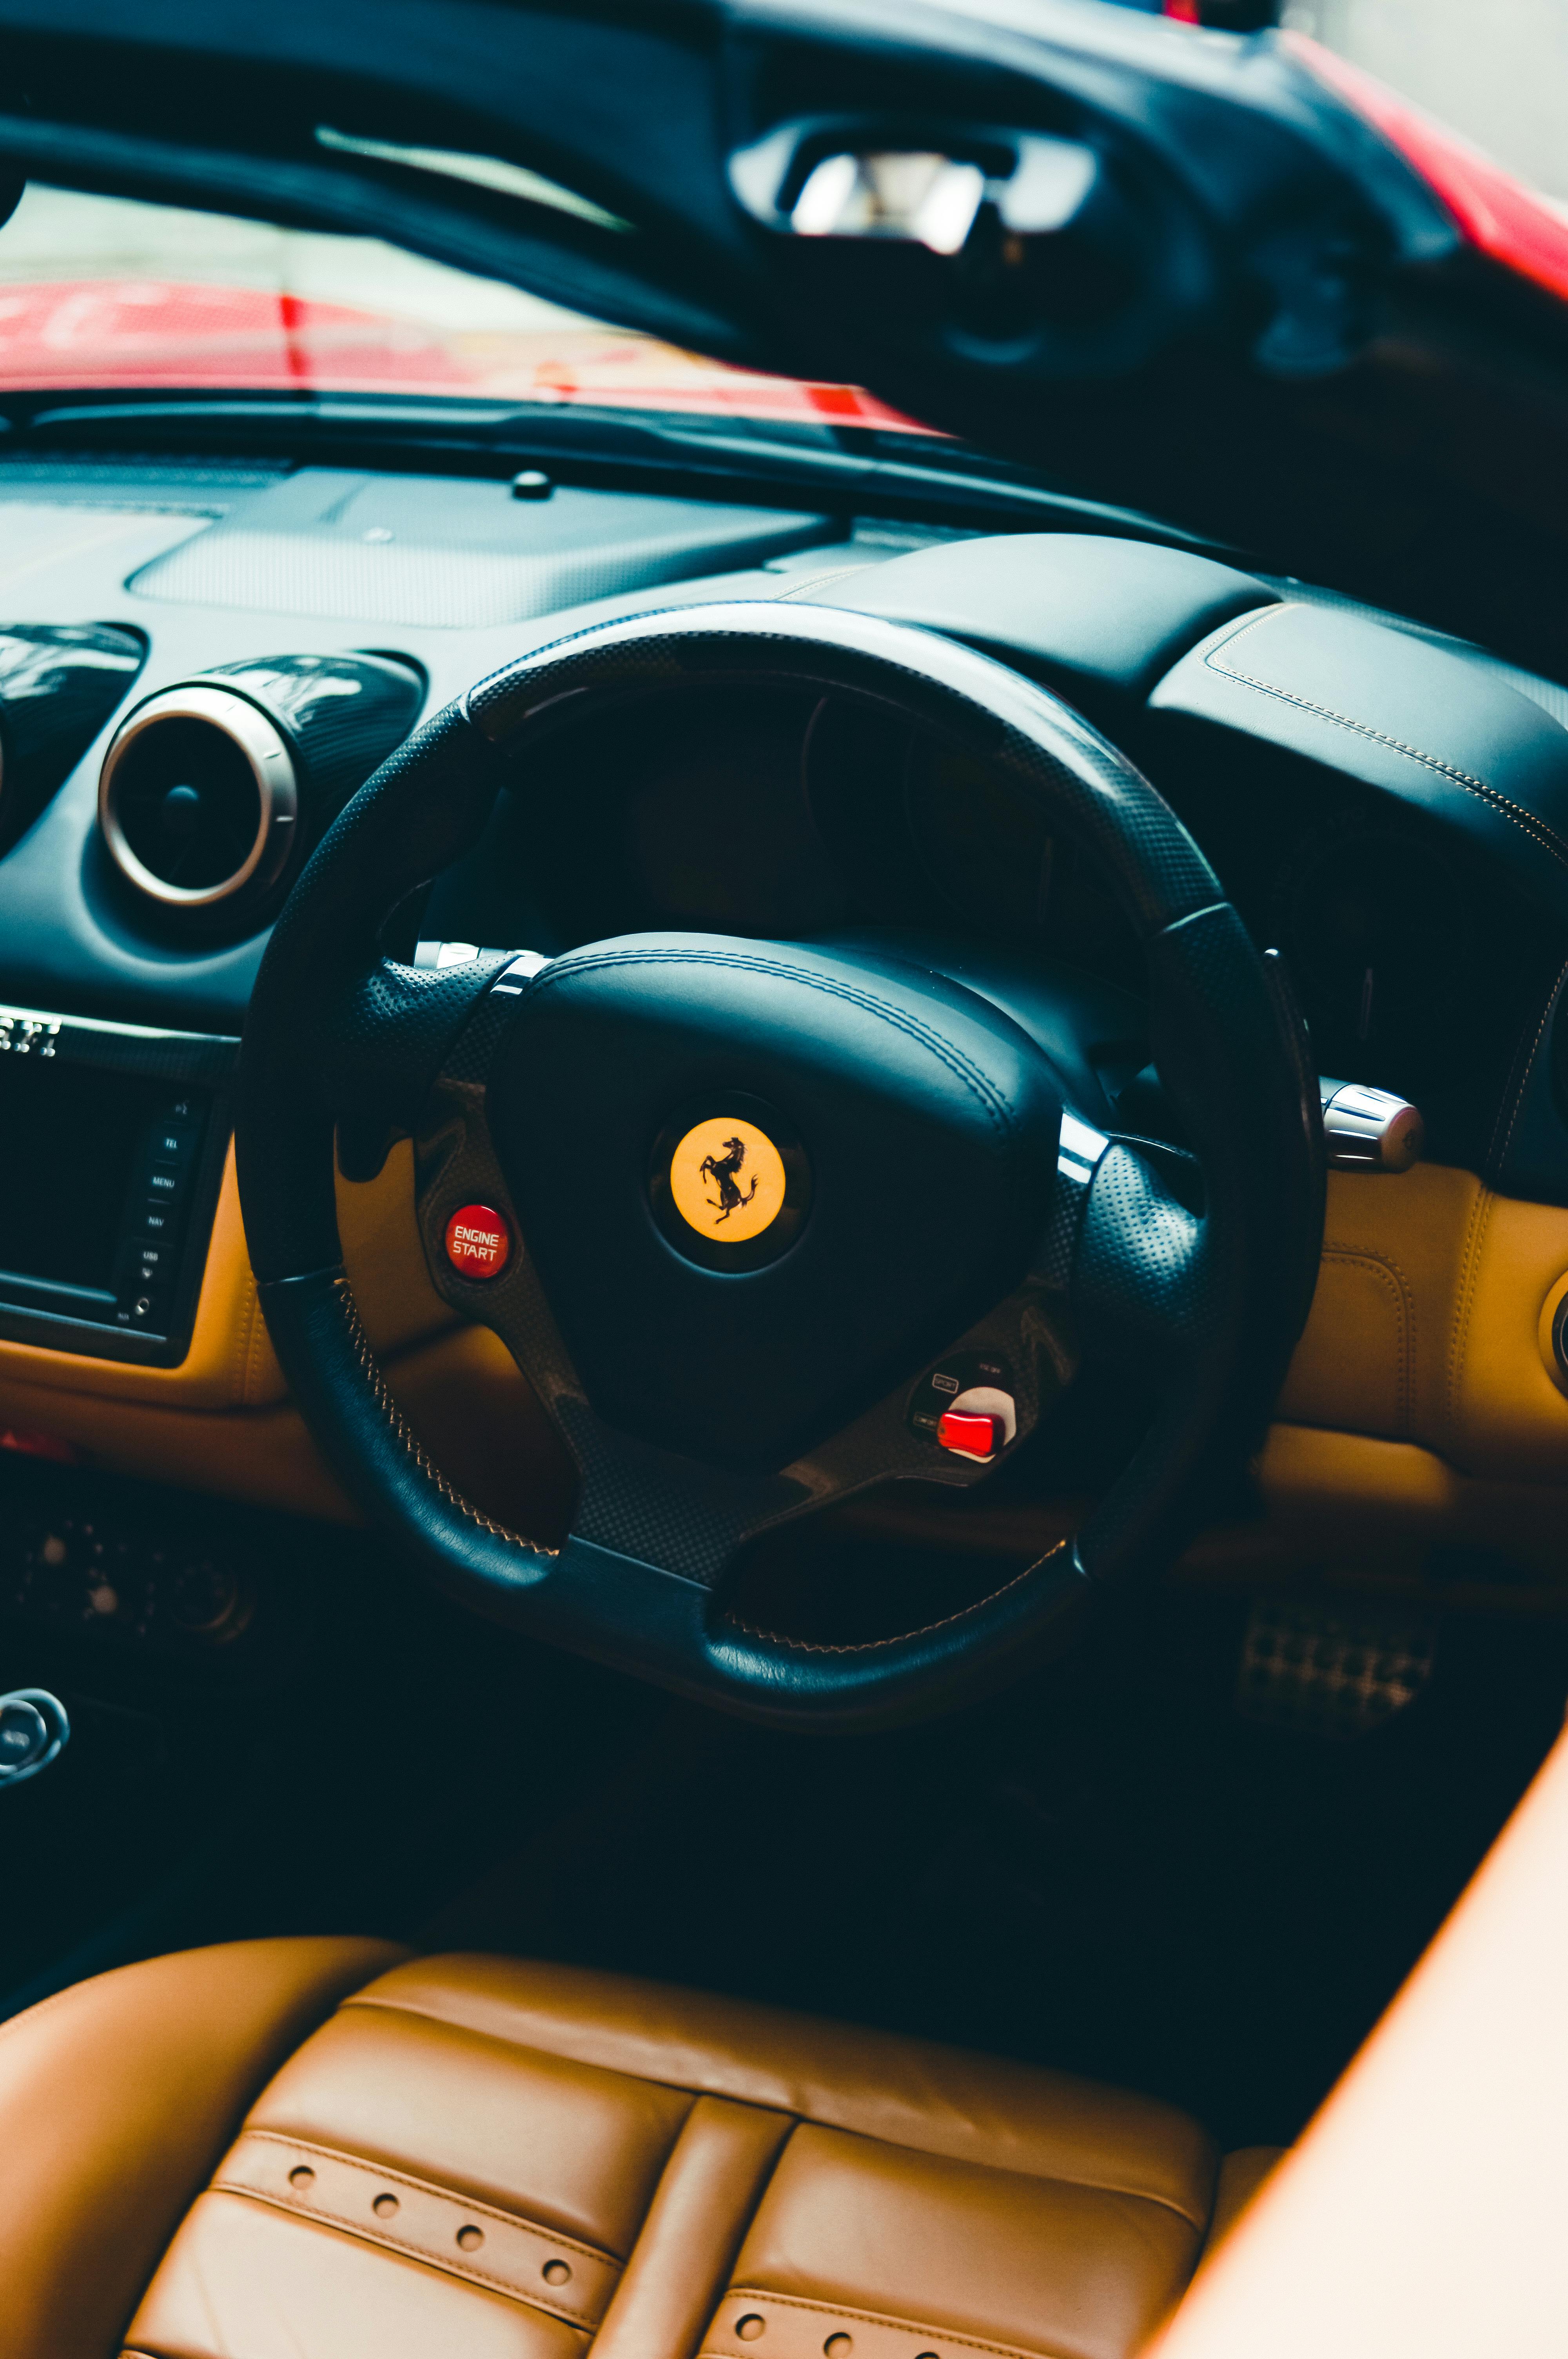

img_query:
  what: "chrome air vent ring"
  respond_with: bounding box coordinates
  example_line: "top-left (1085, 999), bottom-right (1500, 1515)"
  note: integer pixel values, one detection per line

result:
top-left (98, 683), bottom-right (298, 909)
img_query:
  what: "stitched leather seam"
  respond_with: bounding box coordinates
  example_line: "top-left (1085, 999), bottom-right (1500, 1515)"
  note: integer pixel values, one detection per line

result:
top-left (709, 2285), bottom-right (1054, 2359)
top-left (220, 2133), bottom-right (612, 2317)
top-left (716, 2117), bottom-right (798, 2288)
top-left (1205, 610), bottom-right (1568, 872)
top-left (221, 2129), bottom-right (618, 2278)
top-left (726, 1538), bottom-right (1071, 1655)
top-left (524, 947), bottom-right (1018, 1141)
top-left (229, 1264), bottom-right (253, 1404)
top-left (1320, 1247), bottom-right (1414, 1431)
top-left (326, 2014), bottom-right (1203, 2230)
top-left (336, 1279), bottom-right (558, 1559)
top-left (1445, 1184), bottom-right (1495, 1434)
top-left (214, 2178), bottom-right (605, 2322)
top-left (1485, 1007), bottom-right (1526, 1172)
top-left (598, 2104), bottom-right (796, 2346)
top-left (236, 1279), bottom-right (258, 1403)
top-left (247, 1288), bottom-right (277, 1404)
top-left (1492, 952), bottom-right (1568, 1171)
top-left (770, 566), bottom-right (875, 602)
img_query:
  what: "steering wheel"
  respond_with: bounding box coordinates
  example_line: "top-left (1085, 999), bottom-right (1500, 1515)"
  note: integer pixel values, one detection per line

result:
top-left (236, 604), bottom-right (1323, 1728)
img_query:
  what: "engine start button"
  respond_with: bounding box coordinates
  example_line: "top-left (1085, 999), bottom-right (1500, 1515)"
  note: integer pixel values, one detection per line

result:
top-left (444, 1203), bottom-right (511, 1281)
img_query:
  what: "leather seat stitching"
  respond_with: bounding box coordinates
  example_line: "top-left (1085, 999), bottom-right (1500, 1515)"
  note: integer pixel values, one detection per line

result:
top-left (1444, 1183), bottom-right (1495, 1435)
top-left (230, 1262), bottom-right (254, 1401)
top-left (523, 947), bottom-right (1020, 1140)
top-left (214, 2182), bottom-right (601, 2319)
top-left (1318, 1247), bottom-right (1414, 1431)
top-left (1205, 609), bottom-right (1568, 872)
top-left (336, 1279), bottom-right (558, 1561)
top-left (709, 2284), bottom-right (1064, 2359)
top-left (724, 1539), bottom-right (1070, 1656)
top-left (331, 1999), bottom-right (1208, 2225)
top-left (1483, 1001), bottom-right (1535, 1170)
top-left (1483, 1004), bottom-right (1535, 1172)
top-left (770, 567), bottom-right (877, 601)
top-left (222, 2128), bottom-right (619, 2273)
top-left (214, 2139), bottom-right (612, 2322)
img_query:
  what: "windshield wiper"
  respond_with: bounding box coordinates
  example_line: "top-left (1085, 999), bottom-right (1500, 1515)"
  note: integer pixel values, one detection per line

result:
top-left (3, 387), bottom-right (1227, 553)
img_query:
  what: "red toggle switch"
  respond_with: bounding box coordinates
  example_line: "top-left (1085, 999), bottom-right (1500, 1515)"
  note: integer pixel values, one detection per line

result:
top-left (937, 1408), bottom-right (1003, 1457)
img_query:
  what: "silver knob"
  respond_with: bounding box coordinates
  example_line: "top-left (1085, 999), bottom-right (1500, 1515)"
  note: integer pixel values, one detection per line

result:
top-left (0, 1688), bottom-right (69, 1787)
top-left (1319, 1079), bottom-right (1425, 1174)
top-left (98, 684), bottom-right (298, 909)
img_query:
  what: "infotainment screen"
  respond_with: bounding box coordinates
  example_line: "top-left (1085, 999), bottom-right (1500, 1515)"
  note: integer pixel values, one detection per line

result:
top-left (0, 1041), bottom-right (215, 1344)
top-left (0, 1058), bottom-right (151, 1291)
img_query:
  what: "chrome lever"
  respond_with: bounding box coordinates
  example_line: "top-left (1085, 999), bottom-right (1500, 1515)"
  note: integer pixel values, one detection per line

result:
top-left (1319, 1078), bottom-right (1425, 1173)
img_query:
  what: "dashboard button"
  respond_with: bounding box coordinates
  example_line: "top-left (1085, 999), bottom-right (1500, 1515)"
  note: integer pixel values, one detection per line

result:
top-left (445, 1204), bottom-right (511, 1280)
top-left (148, 1123), bottom-right (198, 1166)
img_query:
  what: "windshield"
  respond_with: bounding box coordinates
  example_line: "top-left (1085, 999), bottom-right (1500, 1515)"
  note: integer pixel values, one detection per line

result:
top-left (0, 184), bottom-right (921, 428)
top-left (0, 6), bottom-right (1559, 427)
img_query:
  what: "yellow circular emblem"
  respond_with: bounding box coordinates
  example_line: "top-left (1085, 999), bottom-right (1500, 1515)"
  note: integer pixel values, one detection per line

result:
top-left (668, 1116), bottom-right (787, 1245)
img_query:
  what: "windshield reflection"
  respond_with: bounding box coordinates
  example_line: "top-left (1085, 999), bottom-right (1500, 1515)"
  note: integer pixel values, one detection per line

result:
top-left (0, 186), bottom-right (921, 426)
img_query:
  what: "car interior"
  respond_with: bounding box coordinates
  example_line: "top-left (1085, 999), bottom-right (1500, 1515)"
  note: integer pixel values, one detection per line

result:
top-left (2, 5), bottom-right (1568, 2356)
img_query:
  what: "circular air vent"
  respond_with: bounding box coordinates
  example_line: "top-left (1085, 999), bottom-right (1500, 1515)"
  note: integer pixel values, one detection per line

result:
top-left (98, 684), bottom-right (297, 908)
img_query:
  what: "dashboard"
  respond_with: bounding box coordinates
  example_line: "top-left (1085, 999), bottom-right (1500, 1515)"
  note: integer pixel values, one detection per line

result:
top-left (4, 447), bottom-right (1568, 1576)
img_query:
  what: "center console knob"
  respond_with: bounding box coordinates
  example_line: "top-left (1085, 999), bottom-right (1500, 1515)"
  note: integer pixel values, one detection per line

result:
top-left (0, 1689), bottom-right (70, 1787)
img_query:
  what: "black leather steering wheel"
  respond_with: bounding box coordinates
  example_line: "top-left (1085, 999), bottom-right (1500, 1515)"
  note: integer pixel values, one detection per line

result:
top-left (237, 604), bottom-right (1323, 1728)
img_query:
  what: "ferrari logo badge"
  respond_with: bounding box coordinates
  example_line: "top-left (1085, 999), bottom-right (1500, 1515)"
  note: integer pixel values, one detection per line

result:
top-left (669, 1116), bottom-right (787, 1244)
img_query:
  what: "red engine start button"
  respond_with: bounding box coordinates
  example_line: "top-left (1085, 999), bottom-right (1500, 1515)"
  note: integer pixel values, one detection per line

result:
top-left (444, 1203), bottom-right (511, 1281)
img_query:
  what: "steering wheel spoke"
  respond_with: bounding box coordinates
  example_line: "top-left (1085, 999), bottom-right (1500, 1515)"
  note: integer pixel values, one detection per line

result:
top-left (324, 952), bottom-right (517, 1181)
top-left (1068, 1134), bottom-right (1210, 1374)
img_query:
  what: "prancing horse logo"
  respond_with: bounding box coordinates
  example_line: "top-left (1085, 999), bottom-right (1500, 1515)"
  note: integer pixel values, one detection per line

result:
top-left (699, 1134), bottom-right (759, 1222)
top-left (666, 1113), bottom-right (787, 1247)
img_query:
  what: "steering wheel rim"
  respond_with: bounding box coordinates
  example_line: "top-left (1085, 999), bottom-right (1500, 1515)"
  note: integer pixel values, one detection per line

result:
top-left (237, 603), bottom-right (1323, 1729)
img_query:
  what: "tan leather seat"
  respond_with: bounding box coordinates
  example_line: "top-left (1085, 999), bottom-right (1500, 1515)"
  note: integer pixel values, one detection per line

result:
top-left (0, 1938), bottom-right (1276, 2359)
